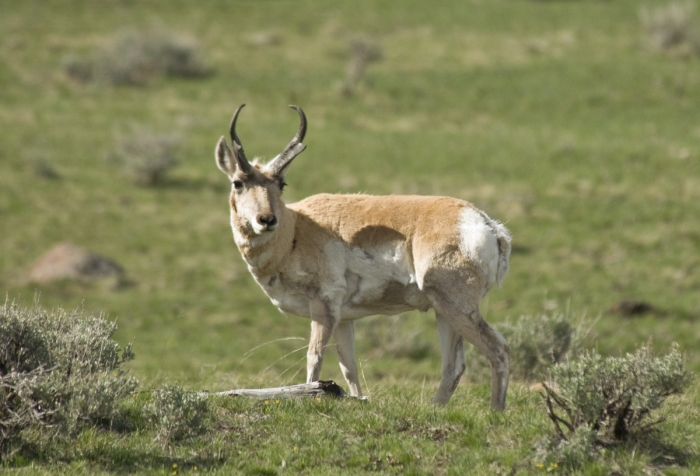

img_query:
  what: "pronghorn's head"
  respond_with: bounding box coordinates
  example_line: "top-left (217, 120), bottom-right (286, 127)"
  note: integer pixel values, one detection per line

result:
top-left (215, 104), bottom-right (307, 236)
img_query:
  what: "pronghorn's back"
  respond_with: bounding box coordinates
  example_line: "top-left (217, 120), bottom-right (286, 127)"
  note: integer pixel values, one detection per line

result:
top-left (215, 105), bottom-right (512, 410)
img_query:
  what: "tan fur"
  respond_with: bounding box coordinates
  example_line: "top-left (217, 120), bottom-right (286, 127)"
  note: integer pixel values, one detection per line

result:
top-left (215, 106), bottom-right (512, 410)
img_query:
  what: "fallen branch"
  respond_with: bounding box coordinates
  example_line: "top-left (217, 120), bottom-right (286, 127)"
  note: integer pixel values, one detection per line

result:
top-left (200, 380), bottom-right (366, 400)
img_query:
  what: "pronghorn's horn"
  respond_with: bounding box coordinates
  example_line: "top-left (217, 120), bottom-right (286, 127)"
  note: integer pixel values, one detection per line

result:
top-left (269, 105), bottom-right (307, 175)
top-left (229, 104), bottom-right (253, 174)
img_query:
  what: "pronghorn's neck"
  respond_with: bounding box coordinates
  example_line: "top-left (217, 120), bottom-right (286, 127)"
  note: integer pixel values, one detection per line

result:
top-left (232, 206), bottom-right (296, 277)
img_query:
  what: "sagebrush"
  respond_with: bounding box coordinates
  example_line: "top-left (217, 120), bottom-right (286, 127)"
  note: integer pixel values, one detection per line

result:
top-left (63, 27), bottom-right (211, 86)
top-left (339, 34), bottom-right (383, 97)
top-left (0, 300), bottom-right (136, 459)
top-left (640, 1), bottom-right (700, 53)
top-left (106, 129), bottom-right (181, 186)
top-left (540, 343), bottom-right (693, 468)
top-left (143, 384), bottom-right (209, 448)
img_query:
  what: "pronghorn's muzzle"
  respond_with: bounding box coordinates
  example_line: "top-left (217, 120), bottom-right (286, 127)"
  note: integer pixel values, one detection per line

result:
top-left (256, 213), bottom-right (278, 231)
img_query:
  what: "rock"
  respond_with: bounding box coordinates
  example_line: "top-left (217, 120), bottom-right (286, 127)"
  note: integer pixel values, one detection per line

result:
top-left (27, 242), bottom-right (124, 284)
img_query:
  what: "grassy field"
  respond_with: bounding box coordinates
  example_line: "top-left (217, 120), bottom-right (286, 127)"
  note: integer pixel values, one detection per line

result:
top-left (1, 0), bottom-right (700, 473)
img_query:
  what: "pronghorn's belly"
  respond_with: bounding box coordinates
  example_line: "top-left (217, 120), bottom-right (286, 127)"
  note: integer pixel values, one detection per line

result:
top-left (338, 279), bottom-right (430, 319)
top-left (254, 240), bottom-right (431, 319)
top-left (338, 241), bottom-right (431, 319)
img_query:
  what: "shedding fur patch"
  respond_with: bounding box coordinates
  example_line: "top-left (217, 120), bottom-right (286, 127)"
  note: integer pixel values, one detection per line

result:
top-left (458, 208), bottom-right (511, 288)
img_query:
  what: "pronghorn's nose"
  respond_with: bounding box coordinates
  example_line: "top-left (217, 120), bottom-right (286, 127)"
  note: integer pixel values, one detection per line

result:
top-left (257, 214), bottom-right (277, 228)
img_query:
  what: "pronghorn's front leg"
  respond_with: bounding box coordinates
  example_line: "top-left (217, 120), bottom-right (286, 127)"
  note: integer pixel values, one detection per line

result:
top-left (306, 298), bottom-right (340, 383)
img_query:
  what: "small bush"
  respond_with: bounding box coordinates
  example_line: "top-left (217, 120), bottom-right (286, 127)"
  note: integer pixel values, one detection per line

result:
top-left (143, 384), bottom-right (209, 447)
top-left (542, 343), bottom-right (692, 442)
top-left (640, 1), bottom-right (700, 53)
top-left (539, 343), bottom-right (693, 469)
top-left (464, 312), bottom-right (590, 383)
top-left (0, 300), bottom-right (136, 460)
top-left (107, 129), bottom-right (181, 186)
top-left (339, 34), bottom-right (383, 97)
top-left (63, 28), bottom-right (211, 86)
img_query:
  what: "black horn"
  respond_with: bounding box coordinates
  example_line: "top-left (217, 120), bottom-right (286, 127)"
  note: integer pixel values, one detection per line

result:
top-left (269, 105), bottom-right (307, 175)
top-left (286, 105), bottom-right (307, 146)
top-left (229, 104), bottom-right (253, 173)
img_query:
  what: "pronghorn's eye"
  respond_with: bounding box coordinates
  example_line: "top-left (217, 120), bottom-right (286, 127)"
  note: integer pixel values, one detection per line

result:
top-left (280, 181), bottom-right (287, 191)
top-left (232, 180), bottom-right (243, 190)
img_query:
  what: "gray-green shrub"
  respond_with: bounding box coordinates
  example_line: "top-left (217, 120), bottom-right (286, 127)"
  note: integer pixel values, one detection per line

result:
top-left (640, 1), bottom-right (700, 53)
top-left (143, 384), bottom-right (209, 448)
top-left (63, 28), bottom-right (211, 86)
top-left (340, 34), bottom-right (383, 97)
top-left (540, 343), bottom-right (693, 468)
top-left (0, 300), bottom-right (136, 459)
top-left (107, 129), bottom-right (181, 186)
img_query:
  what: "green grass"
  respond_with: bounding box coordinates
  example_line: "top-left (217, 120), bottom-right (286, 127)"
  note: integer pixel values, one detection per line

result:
top-left (1, 0), bottom-right (699, 473)
top-left (3, 384), bottom-right (699, 475)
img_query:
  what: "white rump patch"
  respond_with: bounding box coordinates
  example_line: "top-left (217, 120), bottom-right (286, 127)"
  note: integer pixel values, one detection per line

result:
top-left (458, 207), bottom-right (501, 289)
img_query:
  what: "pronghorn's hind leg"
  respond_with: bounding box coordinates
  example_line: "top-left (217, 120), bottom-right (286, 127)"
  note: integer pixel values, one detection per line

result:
top-left (424, 282), bottom-right (509, 410)
top-left (459, 309), bottom-right (509, 410)
top-left (433, 314), bottom-right (466, 405)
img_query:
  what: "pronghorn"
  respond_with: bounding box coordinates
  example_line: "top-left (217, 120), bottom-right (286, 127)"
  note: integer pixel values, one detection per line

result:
top-left (215, 105), bottom-right (512, 410)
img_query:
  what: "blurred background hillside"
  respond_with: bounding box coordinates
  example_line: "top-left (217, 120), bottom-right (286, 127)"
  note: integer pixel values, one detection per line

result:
top-left (1, 0), bottom-right (699, 390)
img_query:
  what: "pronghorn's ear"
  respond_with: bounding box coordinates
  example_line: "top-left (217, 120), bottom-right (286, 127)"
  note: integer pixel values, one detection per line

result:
top-left (216, 136), bottom-right (235, 175)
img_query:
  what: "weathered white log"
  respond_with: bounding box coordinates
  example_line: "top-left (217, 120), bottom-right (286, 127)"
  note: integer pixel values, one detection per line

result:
top-left (200, 380), bottom-right (366, 400)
